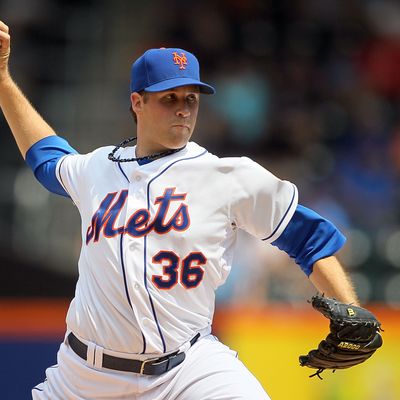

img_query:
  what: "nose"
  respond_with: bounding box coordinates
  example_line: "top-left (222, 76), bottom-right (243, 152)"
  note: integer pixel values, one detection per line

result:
top-left (176, 106), bottom-right (190, 118)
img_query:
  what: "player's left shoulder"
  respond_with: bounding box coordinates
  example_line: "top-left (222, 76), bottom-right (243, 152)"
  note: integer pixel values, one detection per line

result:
top-left (184, 141), bottom-right (217, 166)
top-left (219, 154), bottom-right (269, 176)
top-left (186, 143), bottom-right (280, 179)
top-left (187, 141), bottom-right (245, 172)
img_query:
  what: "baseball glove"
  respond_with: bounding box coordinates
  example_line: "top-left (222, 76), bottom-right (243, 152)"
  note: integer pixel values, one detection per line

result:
top-left (299, 295), bottom-right (383, 379)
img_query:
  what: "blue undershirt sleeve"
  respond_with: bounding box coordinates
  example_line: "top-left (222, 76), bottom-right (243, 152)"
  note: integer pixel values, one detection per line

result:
top-left (25, 135), bottom-right (78, 197)
top-left (271, 204), bottom-right (346, 277)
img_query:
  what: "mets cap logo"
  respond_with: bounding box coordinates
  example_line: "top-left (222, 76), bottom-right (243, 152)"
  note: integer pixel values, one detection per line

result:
top-left (172, 52), bottom-right (187, 70)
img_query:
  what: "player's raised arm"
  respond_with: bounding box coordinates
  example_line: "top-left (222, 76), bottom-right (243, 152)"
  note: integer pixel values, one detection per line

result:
top-left (0, 20), bottom-right (56, 159)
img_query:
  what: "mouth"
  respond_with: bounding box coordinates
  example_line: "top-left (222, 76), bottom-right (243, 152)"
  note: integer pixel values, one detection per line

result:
top-left (172, 124), bottom-right (191, 130)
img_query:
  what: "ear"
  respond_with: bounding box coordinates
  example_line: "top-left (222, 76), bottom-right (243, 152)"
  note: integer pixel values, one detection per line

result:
top-left (131, 92), bottom-right (144, 115)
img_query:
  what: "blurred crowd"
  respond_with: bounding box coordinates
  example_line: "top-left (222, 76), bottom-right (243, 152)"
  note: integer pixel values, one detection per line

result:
top-left (1, 0), bottom-right (400, 305)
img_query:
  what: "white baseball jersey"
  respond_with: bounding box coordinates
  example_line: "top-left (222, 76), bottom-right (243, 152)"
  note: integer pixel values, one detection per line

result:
top-left (56, 141), bottom-right (298, 356)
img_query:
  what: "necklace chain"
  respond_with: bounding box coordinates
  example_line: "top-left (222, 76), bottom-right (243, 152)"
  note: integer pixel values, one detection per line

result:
top-left (108, 137), bottom-right (186, 163)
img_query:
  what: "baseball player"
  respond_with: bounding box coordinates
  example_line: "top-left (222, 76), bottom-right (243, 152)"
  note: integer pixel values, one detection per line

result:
top-left (0, 20), bottom-right (363, 399)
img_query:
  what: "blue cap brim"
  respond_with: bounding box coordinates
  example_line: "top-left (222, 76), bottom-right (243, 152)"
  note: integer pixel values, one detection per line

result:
top-left (144, 78), bottom-right (215, 95)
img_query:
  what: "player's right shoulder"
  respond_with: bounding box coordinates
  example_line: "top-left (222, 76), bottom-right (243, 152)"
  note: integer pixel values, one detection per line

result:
top-left (60, 145), bottom-right (114, 164)
top-left (85, 145), bottom-right (115, 161)
top-left (56, 145), bottom-right (119, 202)
top-left (57, 145), bottom-right (118, 186)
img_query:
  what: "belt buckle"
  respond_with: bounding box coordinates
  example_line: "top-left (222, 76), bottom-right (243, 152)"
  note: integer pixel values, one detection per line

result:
top-left (139, 356), bottom-right (161, 375)
top-left (139, 352), bottom-right (178, 375)
top-left (139, 358), bottom-right (151, 375)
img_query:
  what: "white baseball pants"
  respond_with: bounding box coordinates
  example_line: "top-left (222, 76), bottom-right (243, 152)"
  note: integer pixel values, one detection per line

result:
top-left (32, 334), bottom-right (271, 400)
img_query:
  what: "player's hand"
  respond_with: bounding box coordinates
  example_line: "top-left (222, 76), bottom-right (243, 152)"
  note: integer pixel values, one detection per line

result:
top-left (299, 295), bottom-right (382, 378)
top-left (0, 20), bottom-right (11, 81)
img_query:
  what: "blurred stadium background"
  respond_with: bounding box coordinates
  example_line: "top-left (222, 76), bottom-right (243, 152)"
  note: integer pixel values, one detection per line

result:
top-left (0, 0), bottom-right (399, 399)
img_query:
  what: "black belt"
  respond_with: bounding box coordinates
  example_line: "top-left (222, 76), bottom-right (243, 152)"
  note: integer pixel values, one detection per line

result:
top-left (67, 332), bottom-right (200, 375)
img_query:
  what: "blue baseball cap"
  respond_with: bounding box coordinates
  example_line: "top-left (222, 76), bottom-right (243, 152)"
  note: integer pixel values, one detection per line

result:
top-left (130, 48), bottom-right (215, 94)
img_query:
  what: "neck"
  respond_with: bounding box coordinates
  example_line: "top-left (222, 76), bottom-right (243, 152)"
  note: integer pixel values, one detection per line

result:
top-left (135, 135), bottom-right (189, 159)
top-left (135, 143), bottom-right (186, 162)
top-left (135, 141), bottom-right (170, 159)
top-left (108, 137), bottom-right (186, 164)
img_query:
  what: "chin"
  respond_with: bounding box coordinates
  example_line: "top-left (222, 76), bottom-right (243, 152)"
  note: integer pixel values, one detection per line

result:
top-left (167, 139), bottom-right (190, 149)
top-left (167, 130), bottom-right (192, 148)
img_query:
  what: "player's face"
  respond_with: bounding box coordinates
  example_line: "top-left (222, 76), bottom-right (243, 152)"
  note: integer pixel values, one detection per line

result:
top-left (132, 85), bottom-right (200, 157)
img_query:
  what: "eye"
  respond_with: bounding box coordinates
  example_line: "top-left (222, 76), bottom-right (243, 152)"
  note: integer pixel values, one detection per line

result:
top-left (162, 93), bottom-right (176, 102)
top-left (187, 94), bottom-right (198, 103)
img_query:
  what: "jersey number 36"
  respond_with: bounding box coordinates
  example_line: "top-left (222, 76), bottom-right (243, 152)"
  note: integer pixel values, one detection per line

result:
top-left (151, 251), bottom-right (207, 290)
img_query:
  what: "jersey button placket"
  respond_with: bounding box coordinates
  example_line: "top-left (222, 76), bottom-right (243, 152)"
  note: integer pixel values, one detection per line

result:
top-left (125, 174), bottom-right (146, 297)
top-left (124, 171), bottom-right (158, 350)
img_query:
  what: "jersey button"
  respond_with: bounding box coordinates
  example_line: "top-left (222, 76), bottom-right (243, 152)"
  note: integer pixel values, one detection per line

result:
top-left (134, 175), bottom-right (142, 181)
top-left (142, 318), bottom-right (151, 326)
top-left (134, 283), bottom-right (140, 290)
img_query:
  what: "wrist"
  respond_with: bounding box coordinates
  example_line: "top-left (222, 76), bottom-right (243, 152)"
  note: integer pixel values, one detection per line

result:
top-left (0, 69), bottom-right (12, 86)
top-left (0, 52), bottom-right (11, 77)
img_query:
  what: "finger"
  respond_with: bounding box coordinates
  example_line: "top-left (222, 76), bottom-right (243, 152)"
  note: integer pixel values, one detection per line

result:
top-left (0, 21), bottom-right (9, 33)
top-left (299, 355), bottom-right (310, 366)
top-left (0, 31), bottom-right (10, 49)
